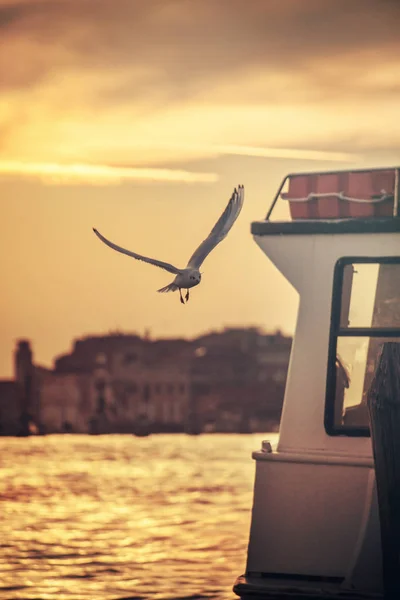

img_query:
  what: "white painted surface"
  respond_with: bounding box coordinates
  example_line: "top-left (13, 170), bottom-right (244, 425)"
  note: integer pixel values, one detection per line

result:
top-left (246, 455), bottom-right (377, 578)
top-left (254, 231), bottom-right (399, 456)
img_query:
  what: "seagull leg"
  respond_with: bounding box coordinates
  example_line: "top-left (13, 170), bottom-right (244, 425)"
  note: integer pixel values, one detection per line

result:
top-left (179, 288), bottom-right (185, 304)
top-left (185, 289), bottom-right (190, 302)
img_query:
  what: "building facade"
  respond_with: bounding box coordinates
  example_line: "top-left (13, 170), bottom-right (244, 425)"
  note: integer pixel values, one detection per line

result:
top-left (0, 328), bottom-right (292, 435)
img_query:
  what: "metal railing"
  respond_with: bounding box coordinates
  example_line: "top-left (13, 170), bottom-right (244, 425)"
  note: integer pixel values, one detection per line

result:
top-left (265, 166), bottom-right (400, 220)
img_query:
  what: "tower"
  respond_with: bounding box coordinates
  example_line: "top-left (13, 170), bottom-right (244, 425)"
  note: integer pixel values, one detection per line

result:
top-left (14, 340), bottom-right (35, 435)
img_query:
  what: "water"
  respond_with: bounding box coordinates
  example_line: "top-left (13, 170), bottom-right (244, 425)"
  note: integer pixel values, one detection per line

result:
top-left (0, 433), bottom-right (276, 600)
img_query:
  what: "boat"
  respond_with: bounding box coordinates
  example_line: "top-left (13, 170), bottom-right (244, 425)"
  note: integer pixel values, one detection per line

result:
top-left (233, 167), bottom-right (400, 599)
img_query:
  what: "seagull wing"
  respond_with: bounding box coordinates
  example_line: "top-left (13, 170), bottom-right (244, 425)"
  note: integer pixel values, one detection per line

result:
top-left (93, 228), bottom-right (182, 275)
top-left (186, 185), bottom-right (244, 269)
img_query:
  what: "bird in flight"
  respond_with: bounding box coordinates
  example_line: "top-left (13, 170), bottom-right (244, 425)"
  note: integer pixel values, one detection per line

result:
top-left (93, 185), bottom-right (244, 304)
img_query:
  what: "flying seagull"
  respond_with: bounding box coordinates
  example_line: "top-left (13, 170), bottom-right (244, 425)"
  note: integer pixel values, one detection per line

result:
top-left (93, 185), bottom-right (244, 304)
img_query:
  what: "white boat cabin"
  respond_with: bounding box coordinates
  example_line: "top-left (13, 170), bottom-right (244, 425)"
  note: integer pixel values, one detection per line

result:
top-left (234, 167), bottom-right (400, 599)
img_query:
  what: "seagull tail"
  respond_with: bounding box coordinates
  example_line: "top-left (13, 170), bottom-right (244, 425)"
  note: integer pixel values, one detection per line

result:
top-left (157, 282), bottom-right (178, 293)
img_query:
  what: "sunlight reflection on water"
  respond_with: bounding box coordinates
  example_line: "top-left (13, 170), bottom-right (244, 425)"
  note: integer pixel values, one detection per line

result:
top-left (0, 433), bottom-right (278, 600)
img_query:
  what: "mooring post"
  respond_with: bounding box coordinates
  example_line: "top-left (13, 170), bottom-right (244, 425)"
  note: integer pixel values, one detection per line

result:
top-left (367, 342), bottom-right (400, 600)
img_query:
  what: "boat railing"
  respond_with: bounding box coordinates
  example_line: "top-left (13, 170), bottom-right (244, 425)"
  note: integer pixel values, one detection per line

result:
top-left (265, 166), bottom-right (400, 221)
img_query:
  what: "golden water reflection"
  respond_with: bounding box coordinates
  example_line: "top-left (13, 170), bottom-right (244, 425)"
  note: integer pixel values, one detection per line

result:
top-left (0, 433), bottom-right (274, 600)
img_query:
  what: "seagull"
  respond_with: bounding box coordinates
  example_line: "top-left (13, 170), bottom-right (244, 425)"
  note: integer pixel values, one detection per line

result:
top-left (93, 185), bottom-right (244, 304)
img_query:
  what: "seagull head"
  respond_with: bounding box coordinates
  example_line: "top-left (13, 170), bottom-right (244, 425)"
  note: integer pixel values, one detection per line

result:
top-left (189, 270), bottom-right (201, 284)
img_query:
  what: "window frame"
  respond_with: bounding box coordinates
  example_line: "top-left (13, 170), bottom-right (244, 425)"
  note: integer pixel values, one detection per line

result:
top-left (325, 256), bottom-right (400, 437)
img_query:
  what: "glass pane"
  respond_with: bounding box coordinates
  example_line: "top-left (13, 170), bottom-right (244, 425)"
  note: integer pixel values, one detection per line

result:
top-left (334, 336), bottom-right (400, 429)
top-left (340, 263), bottom-right (400, 328)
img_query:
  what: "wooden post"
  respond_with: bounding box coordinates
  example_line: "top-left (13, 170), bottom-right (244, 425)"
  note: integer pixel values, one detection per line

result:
top-left (367, 342), bottom-right (400, 599)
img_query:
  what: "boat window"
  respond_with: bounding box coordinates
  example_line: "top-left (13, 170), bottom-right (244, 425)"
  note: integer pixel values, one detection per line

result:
top-left (340, 263), bottom-right (400, 329)
top-left (325, 257), bottom-right (400, 436)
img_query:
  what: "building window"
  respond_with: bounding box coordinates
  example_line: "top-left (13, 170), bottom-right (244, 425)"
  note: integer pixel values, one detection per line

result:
top-left (173, 399), bottom-right (181, 422)
top-left (143, 383), bottom-right (151, 402)
top-left (125, 383), bottom-right (137, 394)
top-left (163, 400), bottom-right (171, 422)
top-left (167, 384), bottom-right (173, 394)
top-left (193, 383), bottom-right (210, 395)
top-left (325, 257), bottom-right (400, 437)
top-left (123, 352), bottom-right (137, 365)
top-left (95, 379), bottom-right (106, 393)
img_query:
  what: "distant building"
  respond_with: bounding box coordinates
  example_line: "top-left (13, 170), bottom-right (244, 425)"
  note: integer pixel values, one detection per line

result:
top-left (188, 327), bottom-right (292, 432)
top-left (0, 340), bottom-right (41, 435)
top-left (52, 333), bottom-right (192, 433)
top-left (0, 328), bottom-right (292, 436)
top-left (38, 359), bottom-right (117, 434)
top-left (110, 344), bottom-right (190, 433)
top-left (0, 380), bottom-right (20, 435)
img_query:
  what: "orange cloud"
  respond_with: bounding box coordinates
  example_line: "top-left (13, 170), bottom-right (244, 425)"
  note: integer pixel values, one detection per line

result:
top-left (0, 160), bottom-right (218, 185)
top-left (0, 0), bottom-right (399, 169)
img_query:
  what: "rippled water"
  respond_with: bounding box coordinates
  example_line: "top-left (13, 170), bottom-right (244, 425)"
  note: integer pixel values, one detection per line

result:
top-left (0, 433), bottom-right (275, 600)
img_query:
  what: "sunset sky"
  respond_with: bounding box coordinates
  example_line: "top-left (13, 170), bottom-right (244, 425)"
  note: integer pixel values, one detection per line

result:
top-left (1, 0), bottom-right (400, 377)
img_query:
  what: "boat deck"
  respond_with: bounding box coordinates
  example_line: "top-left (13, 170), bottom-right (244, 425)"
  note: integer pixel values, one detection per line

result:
top-left (233, 575), bottom-right (382, 600)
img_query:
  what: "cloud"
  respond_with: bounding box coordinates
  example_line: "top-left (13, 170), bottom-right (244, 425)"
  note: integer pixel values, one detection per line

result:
top-left (0, 0), bottom-right (399, 167)
top-left (0, 140), bottom-right (357, 189)
top-left (215, 144), bottom-right (358, 163)
top-left (0, 160), bottom-right (218, 185)
top-left (0, 0), bottom-right (399, 100)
